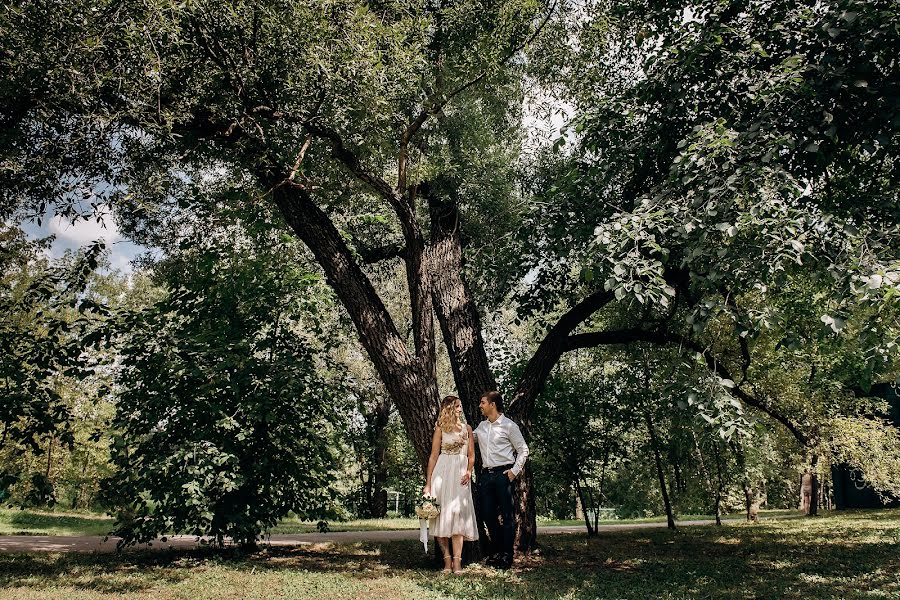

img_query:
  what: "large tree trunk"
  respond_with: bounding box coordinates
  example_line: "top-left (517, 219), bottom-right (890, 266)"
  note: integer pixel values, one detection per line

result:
top-left (424, 188), bottom-right (497, 559)
top-left (271, 183), bottom-right (441, 463)
top-left (809, 456), bottom-right (820, 516)
top-left (712, 442), bottom-right (724, 526)
top-left (574, 479), bottom-right (596, 536)
top-left (426, 188), bottom-right (497, 421)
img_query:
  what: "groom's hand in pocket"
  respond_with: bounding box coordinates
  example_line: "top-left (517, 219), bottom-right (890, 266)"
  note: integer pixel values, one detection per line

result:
top-left (504, 470), bottom-right (516, 482)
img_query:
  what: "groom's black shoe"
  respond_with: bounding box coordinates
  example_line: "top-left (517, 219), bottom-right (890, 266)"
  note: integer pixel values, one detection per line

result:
top-left (497, 553), bottom-right (513, 570)
top-left (484, 553), bottom-right (503, 567)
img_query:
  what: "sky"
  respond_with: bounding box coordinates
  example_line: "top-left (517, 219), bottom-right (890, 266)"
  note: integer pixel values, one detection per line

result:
top-left (18, 212), bottom-right (147, 275)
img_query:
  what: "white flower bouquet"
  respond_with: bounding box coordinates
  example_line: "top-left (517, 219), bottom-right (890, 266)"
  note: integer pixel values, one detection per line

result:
top-left (415, 493), bottom-right (441, 552)
top-left (415, 494), bottom-right (441, 519)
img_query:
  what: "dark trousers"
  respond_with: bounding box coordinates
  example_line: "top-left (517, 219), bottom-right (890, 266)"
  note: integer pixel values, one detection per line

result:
top-left (480, 469), bottom-right (515, 558)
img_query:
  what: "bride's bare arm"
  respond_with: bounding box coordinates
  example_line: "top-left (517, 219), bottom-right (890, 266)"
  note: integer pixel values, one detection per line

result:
top-left (424, 425), bottom-right (442, 494)
top-left (462, 425), bottom-right (475, 485)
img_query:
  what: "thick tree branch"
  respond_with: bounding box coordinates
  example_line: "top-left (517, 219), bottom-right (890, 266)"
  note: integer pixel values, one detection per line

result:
top-left (264, 178), bottom-right (439, 461)
top-left (302, 123), bottom-right (434, 369)
top-left (425, 184), bottom-right (497, 421)
top-left (566, 327), bottom-right (809, 447)
top-left (190, 17), bottom-right (247, 100)
top-left (303, 122), bottom-right (402, 208)
top-left (508, 288), bottom-right (615, 419)
top-left (286, 134), bottom-right (313, 185)
top-left (688, 339), bottom-right (809, 447)
top-left (565, 328), bottom-right (672, 351)
top-left (738, 334), bottom-right (752, 385)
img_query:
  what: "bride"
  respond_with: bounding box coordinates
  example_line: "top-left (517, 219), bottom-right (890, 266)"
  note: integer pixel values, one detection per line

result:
top-left (423, 395), bottom-right (479, 574)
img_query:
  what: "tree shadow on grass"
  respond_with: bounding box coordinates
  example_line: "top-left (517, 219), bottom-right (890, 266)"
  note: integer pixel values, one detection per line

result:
top-left (540, 525), bottom-right (900, 600)
top-left (2, 511), bottom-right (897, 599)
top-left (0, 549), bottom-right (206, 594)
top-left (246, 513), bottom-right (900, 600)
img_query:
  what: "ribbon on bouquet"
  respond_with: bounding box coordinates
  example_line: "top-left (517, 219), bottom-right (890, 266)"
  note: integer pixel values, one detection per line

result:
top-left (419, 518), bottom-right (428, 552)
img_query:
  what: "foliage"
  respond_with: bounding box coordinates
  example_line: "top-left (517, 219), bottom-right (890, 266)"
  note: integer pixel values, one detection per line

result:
top-left (102, 217), bottom-right (347, 547)
top-left (568, 0), bottom-right (899, 359)
top-left (531, 355), bottom-right (639, 524)
top-left (824, 415), bottom-right (900, 501)
top-left (382, 416), bottom-right (426, 517)
top-left (0, 0), bottom-right (541, 238)
top-left (511, 0), bottom-right (900, 429)
top-left (0, 224), bottom-right (109, 504)
top-left (1, 0), bottom-right (898, 537)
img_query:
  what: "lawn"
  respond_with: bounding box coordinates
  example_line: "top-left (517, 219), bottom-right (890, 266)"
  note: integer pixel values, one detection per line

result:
top-left (1, 509), bottom-right (798, 537)
top-left (0, 509), bottom-right (114, 537)
top-left (1, 510), bottom-right (898, 599)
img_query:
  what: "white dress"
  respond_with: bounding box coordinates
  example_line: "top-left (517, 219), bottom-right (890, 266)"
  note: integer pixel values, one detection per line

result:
top-left (430, 428), bottom-right (479, 540)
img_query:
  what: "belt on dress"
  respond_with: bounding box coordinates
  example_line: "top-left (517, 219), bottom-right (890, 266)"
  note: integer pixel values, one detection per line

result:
top-left (482, 464), bottom-right (514, 474)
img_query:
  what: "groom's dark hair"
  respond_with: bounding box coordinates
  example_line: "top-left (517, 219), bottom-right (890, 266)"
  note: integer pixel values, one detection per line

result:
top-left (483, 390), bottom-right (504, 412)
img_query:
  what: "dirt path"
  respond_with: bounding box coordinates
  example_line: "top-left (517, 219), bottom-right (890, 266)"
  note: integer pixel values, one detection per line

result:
top-left (0, 519), bottom-right (762, 554)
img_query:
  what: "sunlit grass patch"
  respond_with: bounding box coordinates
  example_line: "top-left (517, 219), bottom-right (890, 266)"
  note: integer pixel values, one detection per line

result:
top-left (0, 508), bottom-right (114, 536)
top-left (270, 517), bottom-right (421, 534)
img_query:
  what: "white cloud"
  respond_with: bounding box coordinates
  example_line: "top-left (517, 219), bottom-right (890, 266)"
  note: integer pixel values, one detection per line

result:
top-left (48, 213), bottom-right (122, 246)
top-left (108, 246), bottom-right (140, 274)
top-left (18, 213), bottom-right (144, 275)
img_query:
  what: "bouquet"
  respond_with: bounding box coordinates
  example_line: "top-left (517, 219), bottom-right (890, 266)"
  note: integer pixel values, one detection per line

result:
top-left (415, 494), bottom-right (441, 519)
top-left (415, 493), bottom-right (440, 552)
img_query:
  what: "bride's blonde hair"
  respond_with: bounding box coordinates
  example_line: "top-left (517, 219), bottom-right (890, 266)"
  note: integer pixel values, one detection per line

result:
top-left (437, 395), bottom-right (463, 433)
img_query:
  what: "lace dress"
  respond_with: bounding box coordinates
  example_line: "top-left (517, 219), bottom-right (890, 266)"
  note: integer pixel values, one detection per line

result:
top-left (430, 428), bottom-right (479, 540)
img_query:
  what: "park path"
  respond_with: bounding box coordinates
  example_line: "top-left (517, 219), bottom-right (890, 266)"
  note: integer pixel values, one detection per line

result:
top-left (0, 519), bottom-right (755, 554)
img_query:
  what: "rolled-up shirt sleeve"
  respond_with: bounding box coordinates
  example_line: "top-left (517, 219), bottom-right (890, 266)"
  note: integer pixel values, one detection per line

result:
top-left (509, 421), bottom-right (529, 476)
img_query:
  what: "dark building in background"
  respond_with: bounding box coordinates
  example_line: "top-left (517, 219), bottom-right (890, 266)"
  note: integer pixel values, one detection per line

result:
top-left (832, 383), bottom-right (900, 509)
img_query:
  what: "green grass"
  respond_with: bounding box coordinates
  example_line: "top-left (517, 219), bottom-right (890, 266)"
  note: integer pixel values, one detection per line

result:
top-left (0, 508), bottom-right (799, 537)
top-left (1, 509), bottom-right (898, 599)
top-left (0, 508), bottom-right (114, 536)
top-left (536, 509), bottom-right (800, 527)
top-left (270, 517), bottom-right (421, 534)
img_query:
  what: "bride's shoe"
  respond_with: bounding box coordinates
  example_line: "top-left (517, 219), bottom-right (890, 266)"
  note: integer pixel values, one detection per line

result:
top-left (442, 553), bottom-right (452, 573)
top-left (452, 555), bottom-right (463, 575)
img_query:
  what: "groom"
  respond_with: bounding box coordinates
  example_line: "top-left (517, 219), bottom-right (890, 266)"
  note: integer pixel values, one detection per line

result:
top-left (473, 390), bottom-right (529, 569)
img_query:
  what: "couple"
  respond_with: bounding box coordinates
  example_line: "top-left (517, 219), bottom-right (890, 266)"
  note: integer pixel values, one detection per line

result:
top-left (422, 390), bottom-right (529, 574)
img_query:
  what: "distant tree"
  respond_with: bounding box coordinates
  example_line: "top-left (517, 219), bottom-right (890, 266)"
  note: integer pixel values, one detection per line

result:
top-left (531, 355), bottom-right (637, 534)
top-left (0, 224), bottom-right (107, 504)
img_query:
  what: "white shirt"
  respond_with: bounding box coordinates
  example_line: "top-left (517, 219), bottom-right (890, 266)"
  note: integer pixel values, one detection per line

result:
top-left (473, 414), bottom-right (529, 476)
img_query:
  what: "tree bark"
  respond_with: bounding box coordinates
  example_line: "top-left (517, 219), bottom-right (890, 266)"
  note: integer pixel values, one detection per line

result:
top-left (808, 455), bottom-right (820, 517)
top-left (425, 187), bottom-right (497, 421)
top-left (509, 290), bottom-right (615, 417)
top-left (270, 182), bottom-right (440, 463)
top-left (363, 391), bottom-right (392, 518)
top-left (645, 411), bottom-right (676, 530)
top-left (712, 442), bottom-right (724, 526)
top-left (574, 478), bottom-right (596, 536)
top-left (692, 431), bottom-right (719, 519)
